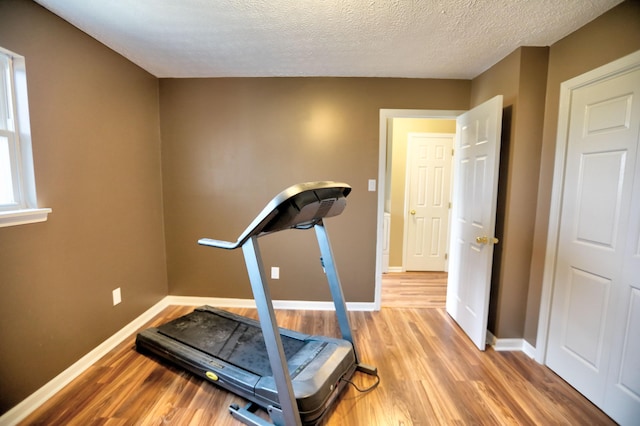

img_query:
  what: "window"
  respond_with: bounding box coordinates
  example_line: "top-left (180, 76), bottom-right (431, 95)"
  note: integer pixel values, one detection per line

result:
top-left (0, 47), bottom-right (50, 227)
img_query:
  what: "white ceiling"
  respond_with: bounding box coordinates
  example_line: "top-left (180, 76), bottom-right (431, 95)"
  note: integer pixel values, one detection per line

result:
top-left (34, 0), bottom-right (623, 79)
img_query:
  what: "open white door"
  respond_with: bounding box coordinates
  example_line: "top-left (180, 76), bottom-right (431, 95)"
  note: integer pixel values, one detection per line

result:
top-left (446, 95), bottom-right (503, 351)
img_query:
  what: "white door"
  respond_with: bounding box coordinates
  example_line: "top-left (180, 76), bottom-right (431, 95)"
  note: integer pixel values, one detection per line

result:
top-left (404, 133), bottom-right (453, 271)
top-left (546, 64), bottom-right (640, 424)
top-left (446, 95), bottom-right (503, 351)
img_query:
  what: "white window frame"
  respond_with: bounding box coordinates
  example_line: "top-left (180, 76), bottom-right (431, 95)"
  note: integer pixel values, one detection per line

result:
top-left (0, 46), bottom-right (50, 227)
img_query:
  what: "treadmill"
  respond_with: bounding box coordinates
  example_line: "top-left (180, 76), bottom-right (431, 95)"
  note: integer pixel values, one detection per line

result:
top-left (136, 181), bottom-right (378, 426)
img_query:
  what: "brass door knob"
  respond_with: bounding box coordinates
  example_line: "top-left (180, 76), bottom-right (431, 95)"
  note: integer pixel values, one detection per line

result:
top-left (476, 236), bottom-right (499, 245)
top-left (410, 209), bottom-right (416, 215)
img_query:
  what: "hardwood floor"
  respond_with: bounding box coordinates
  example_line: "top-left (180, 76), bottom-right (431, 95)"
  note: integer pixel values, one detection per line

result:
top-left (381, 271), bottom-right (447, 308)
top-left (20, 276), bottom-right (615, 425)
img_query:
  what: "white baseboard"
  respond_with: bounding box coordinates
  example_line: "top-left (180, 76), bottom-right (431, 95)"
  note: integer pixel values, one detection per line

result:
top-left (522, 340), bottom-right (536, 359)
top-left (386, 266), bottom-right (403, 273)
top-left (486, 331), bottom-right (536, 359)
top-left (0, 295), bottom-right (375, 425)
top-left (493, 338), bottom-right (526, 351)
top-left (166, 296), bottom-right (376, 311)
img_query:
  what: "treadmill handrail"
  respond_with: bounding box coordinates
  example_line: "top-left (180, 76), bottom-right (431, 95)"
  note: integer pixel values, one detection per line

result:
top-left (198, 181), bottom-right (351, 250)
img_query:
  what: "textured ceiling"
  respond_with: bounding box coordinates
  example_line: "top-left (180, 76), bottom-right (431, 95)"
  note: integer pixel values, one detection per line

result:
top-left (34, 0), bottom-right (623, 79)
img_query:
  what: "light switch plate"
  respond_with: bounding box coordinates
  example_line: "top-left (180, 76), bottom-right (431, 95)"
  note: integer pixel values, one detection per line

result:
top-left (112, 287), bottom-right (121, 306)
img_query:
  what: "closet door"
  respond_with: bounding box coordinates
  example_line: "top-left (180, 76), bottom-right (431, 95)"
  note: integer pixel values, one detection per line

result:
top-left (546, 63), bottom-right (640, 424)
top-left (603, 102), bottom-right (640, 423)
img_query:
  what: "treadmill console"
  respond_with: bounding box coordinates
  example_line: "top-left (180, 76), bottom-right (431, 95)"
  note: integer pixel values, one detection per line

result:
top-left (199, 181), bottom-right (351, 250)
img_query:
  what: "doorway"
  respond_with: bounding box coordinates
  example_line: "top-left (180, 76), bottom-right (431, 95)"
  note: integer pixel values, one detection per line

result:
top-left (374, 109), bottom-right (463, 309)
top-left (375, 97), bottom-right (505, 353)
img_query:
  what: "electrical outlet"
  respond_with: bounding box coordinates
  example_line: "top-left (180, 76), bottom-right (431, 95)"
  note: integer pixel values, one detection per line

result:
top-left (112, 287), bottom-right (121, 306)
top-left (271, 267), bottom-right (280, 279)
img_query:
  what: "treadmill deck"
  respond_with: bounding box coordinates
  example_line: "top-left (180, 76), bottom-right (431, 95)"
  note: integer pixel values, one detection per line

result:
top-left (136, 306), bottom-right (357, 424)
top-left (157, 308), bottom-right (308, 377)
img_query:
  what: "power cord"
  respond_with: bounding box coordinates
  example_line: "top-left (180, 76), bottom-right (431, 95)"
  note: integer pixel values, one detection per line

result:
top-left (342, 371), bottom-right (380, 393)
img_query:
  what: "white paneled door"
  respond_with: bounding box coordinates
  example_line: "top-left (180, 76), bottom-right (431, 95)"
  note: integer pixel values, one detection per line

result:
top-left (546, 57), bottom-right (640, 425)
top-left (404, 133), bottom-right (453, 271)
top-left (446, 95), bottom-right (503, 351)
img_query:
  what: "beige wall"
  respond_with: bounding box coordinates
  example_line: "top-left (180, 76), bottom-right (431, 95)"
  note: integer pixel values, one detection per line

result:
top-left (0, 0), bottom-right (167, 413)
top-left (470, 47), bottom-right (550, 339)
top-left (159, 78), bottom-right (470, 303)
top-left (525, 0), bottom-right (640, 345)
top-left (388, 118), bottom-right (456, 267)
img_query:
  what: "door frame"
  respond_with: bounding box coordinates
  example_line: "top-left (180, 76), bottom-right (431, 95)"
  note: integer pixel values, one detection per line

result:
top-left (374, 109), bottom-right (464, 309)
top-left (536, 49), bottom-right (640, 364)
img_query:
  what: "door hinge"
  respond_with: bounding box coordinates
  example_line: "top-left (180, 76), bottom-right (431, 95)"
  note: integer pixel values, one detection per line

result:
top-left (451, 148), bottom-right (455, 156)
top-left (444, 253), bottom-right (448, 260)
top-left (448, 202), bottom-right (452, 209)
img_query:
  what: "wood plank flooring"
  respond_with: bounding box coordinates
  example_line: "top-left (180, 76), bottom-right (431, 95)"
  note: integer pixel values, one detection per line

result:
top-left (20, 274), bottom-right (615, 425)
top-left (381, 271), bottom-right (447, 308)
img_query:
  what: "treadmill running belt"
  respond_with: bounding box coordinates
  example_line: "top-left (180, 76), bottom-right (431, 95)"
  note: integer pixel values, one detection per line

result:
top-left (157, 310), bottom-right (306, 377)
